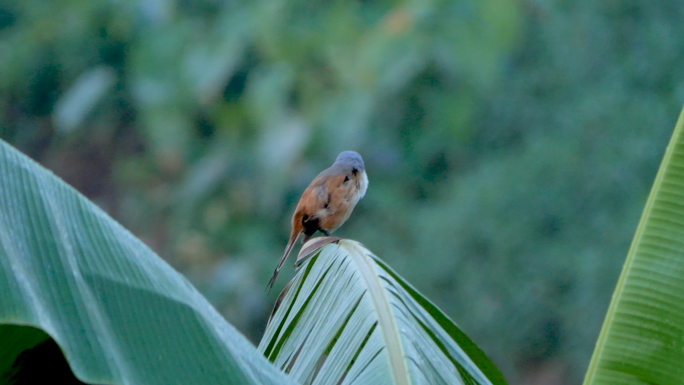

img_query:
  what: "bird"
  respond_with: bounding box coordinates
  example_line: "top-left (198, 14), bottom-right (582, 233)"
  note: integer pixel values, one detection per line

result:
top-left (267, 151), bottom-right (368, 290)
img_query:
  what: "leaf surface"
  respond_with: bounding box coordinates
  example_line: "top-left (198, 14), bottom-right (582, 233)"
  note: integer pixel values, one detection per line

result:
top-left (260, 238), bottom-right (506, 385)
top-left (584, 105), bottom-right (684, 384)
top-left (0, 139), bottom-right (295, 385)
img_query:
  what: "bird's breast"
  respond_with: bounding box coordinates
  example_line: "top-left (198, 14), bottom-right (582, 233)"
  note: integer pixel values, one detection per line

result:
top-left (351, 170), bottom-right (368, 204)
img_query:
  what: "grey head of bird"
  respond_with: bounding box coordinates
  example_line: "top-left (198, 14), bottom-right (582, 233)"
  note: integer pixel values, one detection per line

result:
top-left (334, 151), bottom-right (365, 173)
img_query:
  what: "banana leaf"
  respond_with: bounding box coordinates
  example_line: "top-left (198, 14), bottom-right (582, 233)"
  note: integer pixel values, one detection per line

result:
top-left (583, 105), bottom-right (684, 384)
top-left (0, 139), bottom-right (295, 385)
top-left (259, 237), bottom-right (506, 385)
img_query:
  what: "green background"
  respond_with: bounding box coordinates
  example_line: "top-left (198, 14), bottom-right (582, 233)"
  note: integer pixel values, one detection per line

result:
top-left (2, 0), bottom-right (683, 383)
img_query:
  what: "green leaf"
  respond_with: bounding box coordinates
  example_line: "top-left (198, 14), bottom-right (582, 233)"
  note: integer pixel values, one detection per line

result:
top-left (259, 238), bottom-right (507, 385)
top-left (583, 105), bottom-right (684, 384)
top-left (0, 139), bottom-right (295, 385)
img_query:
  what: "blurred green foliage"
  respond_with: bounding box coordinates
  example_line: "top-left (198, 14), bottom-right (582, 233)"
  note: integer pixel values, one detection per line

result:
top-left (1, 0), bottom-right (683, 383)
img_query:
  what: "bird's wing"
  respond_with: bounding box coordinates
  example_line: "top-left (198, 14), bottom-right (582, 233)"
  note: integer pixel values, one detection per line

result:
top-left (296, 177), bottom-right (332, 217)
top-left (323, 173), bottom-right (351, 211)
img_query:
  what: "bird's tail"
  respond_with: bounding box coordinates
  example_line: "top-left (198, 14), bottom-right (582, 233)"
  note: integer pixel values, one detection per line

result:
top-left (267, 231), bottom-right (299, 291)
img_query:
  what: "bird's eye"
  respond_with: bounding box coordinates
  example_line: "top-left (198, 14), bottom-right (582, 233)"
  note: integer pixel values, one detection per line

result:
top-left (352, 168), bottom-right (358, 174)
top-left (344, 175), bottom-right (350, 182)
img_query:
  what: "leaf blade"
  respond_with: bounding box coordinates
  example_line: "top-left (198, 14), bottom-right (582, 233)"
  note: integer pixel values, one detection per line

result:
top-left (0, 139), bottom-right (295, 385)
top-left (259, 238), bottom-right (506, 385)
top-left (583, 104), bottom-right (684, 384)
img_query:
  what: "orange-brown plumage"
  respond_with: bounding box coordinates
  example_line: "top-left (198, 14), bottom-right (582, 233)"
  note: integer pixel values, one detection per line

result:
top-left (268, 151), bottom-right (368, 290)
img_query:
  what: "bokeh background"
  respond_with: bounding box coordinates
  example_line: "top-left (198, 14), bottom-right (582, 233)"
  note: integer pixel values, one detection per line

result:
top-left (2, 0), bottom-right (684, 383)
